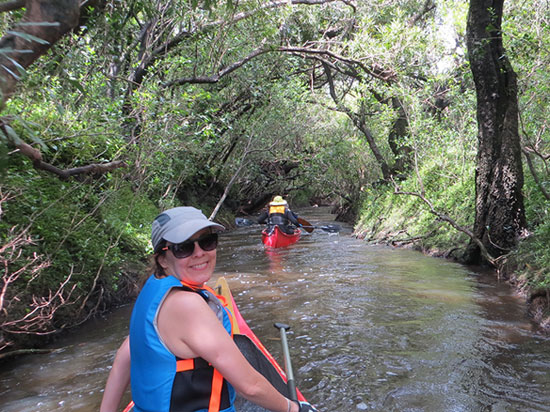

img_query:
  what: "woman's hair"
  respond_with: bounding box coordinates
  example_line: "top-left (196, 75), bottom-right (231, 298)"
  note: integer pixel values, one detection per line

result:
top-left (150, 239), bottom-right (168, 279)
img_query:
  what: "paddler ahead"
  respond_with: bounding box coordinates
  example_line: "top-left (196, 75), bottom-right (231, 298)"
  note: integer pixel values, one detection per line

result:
top-left (258, 195), bottom-right (302, 235)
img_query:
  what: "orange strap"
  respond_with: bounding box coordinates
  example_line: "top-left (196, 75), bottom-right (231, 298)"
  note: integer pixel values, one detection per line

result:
top-left (176, 358), bottom-right (194, 372)
top-left (176, 283), bottom-right (233, 412)
top-left (175, 358), bottom-right (224, 412)
top-left (208, 368), bottom-right (224, 412)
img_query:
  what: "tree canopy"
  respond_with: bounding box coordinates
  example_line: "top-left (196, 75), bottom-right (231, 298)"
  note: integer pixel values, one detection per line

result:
top-left (1, 0), bottom-right (549, 353)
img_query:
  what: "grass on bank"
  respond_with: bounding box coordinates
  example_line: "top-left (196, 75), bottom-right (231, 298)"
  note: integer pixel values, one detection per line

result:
top-left (0, 166), bottom-right (235, 354)
top-left (355, 160), bottom-right (550, 295)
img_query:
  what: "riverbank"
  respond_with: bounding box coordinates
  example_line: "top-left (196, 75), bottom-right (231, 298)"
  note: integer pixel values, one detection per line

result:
top-left (501, 258), bottom-right (550, 331)
top-left (354, 193), bottom-right (550, 334)
top-left (353, 172), bottom-right (550, 335)
top-left (353, 223), bottom-right (550, 333)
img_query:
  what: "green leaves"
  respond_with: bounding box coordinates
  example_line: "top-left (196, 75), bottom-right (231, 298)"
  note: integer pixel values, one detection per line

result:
top-left (1, 124), bottom-right (21, 145)
top-left (0, 0), bottom-right (549, 341)
top-left (190, 0), bottom-right (235, 11)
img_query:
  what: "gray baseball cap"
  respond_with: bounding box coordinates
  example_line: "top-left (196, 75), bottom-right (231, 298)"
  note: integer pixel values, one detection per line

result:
top-left (151, 207), bottom-right (225, 252)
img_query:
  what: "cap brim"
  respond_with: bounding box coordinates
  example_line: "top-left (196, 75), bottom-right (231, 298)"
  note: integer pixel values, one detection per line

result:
top-left (163, 220), bottom-right (225, 245)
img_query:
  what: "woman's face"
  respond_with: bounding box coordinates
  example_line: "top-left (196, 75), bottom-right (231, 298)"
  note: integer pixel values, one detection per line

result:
top-left (158, 228), bottom-right (217, 287)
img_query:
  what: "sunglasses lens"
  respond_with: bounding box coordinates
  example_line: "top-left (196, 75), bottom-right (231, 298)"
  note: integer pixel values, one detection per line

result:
top-left (170, 233), bottom-right (218, 258)
top-left (171, 242), bottom-right (195, 259)
top-left (198, 233), bottom-right (218, 251)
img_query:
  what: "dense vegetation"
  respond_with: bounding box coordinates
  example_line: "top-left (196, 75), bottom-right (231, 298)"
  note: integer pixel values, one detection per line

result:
top-left (0, 0), bottom-right (548, 356)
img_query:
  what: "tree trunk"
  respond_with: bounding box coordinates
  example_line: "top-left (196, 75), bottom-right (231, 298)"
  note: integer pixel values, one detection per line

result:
top-left (0, 0), bottom-right (81, 108)
top-left (464, 0), bottom-right (527, 264)
top-left (388, 97), bottom-right (413, 177)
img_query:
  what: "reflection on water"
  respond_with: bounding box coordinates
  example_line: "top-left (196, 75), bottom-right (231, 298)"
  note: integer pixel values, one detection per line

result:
top-left (0, 207), bottom-right (549, 411)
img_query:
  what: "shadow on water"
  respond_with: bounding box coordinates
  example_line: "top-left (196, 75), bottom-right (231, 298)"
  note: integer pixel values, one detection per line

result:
top-left (1, 207), bottom-right (549, 411)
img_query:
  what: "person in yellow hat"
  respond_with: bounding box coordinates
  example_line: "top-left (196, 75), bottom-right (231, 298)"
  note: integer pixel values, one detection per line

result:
top-left (257, 195), bottom-right (301, 235)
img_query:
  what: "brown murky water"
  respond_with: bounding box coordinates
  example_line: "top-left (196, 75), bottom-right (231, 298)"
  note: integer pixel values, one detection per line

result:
top-left (1, 207), bottom-right (549, 411)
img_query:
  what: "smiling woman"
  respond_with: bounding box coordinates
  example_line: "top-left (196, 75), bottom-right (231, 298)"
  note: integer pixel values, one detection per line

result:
top-left (100, 206), bottom-right (317, 412)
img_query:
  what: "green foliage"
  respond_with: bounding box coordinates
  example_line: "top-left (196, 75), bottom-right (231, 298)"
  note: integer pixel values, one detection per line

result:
top-left (355, 54), bottom-right (479, 253)
top-left (356, 156), bottom-right (475, 253)
top-left (99, 183), bottom-right (159, 255)
top-left (517, 167), bottom-right (550, 288)
top-left (501, 0), bottom-right (550, 288)
top-left (516, 220), bottom-right (550, 290)
top-left (2, 0), bottom-right (550, 350)
top-left (3, 173), bottom-right (119, 293)
top-left (353, 0), bottom-right (549, 291)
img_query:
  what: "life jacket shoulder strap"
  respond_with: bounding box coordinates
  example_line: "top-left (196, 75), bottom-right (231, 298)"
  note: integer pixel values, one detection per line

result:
top-left (174, 284), bottom-right (233, 412)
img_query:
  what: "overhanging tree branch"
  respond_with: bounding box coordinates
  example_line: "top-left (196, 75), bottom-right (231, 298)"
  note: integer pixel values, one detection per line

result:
top-left (162, 40), bottom-right (395, 88)
top-left (522, 148), bottom-right (550, 201)
top-left (163, 44), bottom-right (270, 86)
top-left (129, 0), bottom-right (348, 87)
top-left (1, 121), bottom-right (126, 179)
top-left (322, 61), bottom-right (392, 180)
top-left (0, 0), bottom-right (25, 13)
top-left (0, 0), bottom-right (81, 107)
top-left (391, 179), bottom-right (499, 267)
top-left (0, 1), bottom-right (127, 179)
top-left (520, 114), bottom-right (550, 201)
top-left (278, 46), bottom-right (397, 82)
top-left (408, 0), bottom-right (436, 26)
top-left (209, 133), bottom-right (267, 221)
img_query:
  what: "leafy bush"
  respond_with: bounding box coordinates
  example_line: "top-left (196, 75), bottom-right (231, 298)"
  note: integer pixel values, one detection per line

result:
top-left (0, 166), bottom-right (160, 349)
top-left (356, 156), bottom-right (475, 255)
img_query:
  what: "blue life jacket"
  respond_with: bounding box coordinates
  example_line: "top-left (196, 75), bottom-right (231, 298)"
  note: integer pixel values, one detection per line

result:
top-left (129, 275), bottom-right (236, 412)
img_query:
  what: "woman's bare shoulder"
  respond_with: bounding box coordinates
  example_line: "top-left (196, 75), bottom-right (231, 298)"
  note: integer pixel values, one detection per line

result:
top-left (163, 287), bottom-right (207, 309)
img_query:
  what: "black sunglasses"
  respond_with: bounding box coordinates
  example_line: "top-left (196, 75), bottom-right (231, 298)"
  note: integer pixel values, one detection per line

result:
top-left (163, 233), bottom-right (218, 259)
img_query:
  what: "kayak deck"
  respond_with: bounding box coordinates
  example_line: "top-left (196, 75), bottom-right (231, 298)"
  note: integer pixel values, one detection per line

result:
top-left (215, 277), bottom-right (306, 404)
top-left (261, 225), bottom-right (301, 248)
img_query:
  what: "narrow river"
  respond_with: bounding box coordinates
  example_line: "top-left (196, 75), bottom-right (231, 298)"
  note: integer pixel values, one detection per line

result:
top-left (1, 207), bottom-right (549, 411)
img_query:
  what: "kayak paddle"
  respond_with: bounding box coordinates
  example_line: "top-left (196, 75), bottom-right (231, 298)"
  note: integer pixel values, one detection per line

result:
top-left (296, 217), bottom-right (314, 233)
top-left (236, 216), bottom-right (341, 233)
top-left (273, 322), bottom-right (298, 401)
top-left (297, 217), bottom-right (341, 233)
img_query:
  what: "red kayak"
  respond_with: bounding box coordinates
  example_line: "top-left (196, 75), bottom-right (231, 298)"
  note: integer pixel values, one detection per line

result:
top-left (262, 225), bottom-right (301, 248)
top-left (122, 277), bottom-right (307, 412)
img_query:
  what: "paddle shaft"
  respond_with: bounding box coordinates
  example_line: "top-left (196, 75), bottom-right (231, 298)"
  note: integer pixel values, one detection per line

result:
top-left (296, 217), bottom-right (314, 233)
top-left (299, 224), bottom-right (341, 232)
top-left (274, 323), bottom-right (298, 401)
top-left (235, 216), bottom-right (340, 233)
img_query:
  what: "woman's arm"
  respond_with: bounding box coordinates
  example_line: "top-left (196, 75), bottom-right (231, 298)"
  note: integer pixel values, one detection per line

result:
top-left (286, 209), bottom-right (300, 226)
top-left (257, 210), bottom-right (268, 224)
top-left (158, 291), bottom-right (300, 412)
top-left (100, 336), bottom-right (131, 412)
